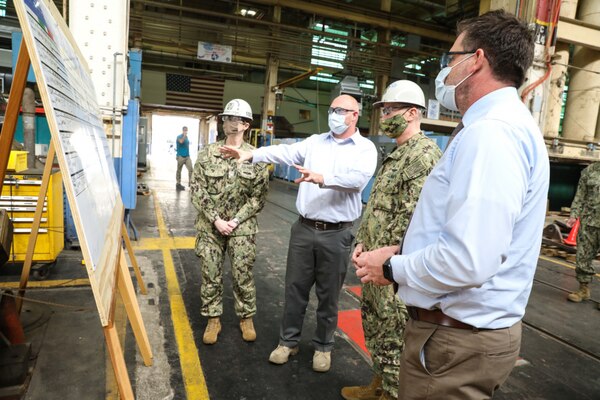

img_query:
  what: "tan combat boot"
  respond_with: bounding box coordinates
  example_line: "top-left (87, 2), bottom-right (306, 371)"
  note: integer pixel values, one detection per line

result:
top-left (378, 391), bottom-right (395, 400)
top-left (341, 375), bottom-right (383, 400)
top-left (240, 318), bottom-right (256, 342)
top-left (567, 282), bottom-right (591, 303)
top-left (203, 317), bottom-right (221, 345)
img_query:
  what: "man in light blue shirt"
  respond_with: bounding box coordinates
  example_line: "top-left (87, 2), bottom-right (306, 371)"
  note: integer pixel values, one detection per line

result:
top-left (355, 10), bottom-right (549, 399)
top-left (176, 126), bottom-right (192, 190)
top-left (220, 95), bottom-right (377, 373)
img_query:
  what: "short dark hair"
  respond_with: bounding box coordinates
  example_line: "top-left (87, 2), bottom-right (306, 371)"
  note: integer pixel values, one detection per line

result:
top-left (457, 9), bottom-right (533, 88)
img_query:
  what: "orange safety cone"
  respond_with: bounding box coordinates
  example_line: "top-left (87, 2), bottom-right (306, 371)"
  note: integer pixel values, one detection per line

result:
top-left (564, 218), bottom-right (580, 246)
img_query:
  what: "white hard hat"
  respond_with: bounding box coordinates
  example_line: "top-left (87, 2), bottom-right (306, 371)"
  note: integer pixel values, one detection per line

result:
top-left (220, 99), bottom-right (253, 121)
top-left (373, 80), bottom-right (426, 109)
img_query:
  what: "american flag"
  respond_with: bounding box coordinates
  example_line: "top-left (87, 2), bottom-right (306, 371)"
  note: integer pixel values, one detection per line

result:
top-left (165, 74), bottom-right (224, 111)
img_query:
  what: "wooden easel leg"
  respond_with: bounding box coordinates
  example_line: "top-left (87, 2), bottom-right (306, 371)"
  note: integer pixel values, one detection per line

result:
top-left (121, 221), bottom-right (147, 294)
top-left (0, 39), bottom-right (30, 191)
top-left (16, 142), bottom-right (56, 313)
top-left (117, 249), bottom-right (153, 366)
top-left (104, 323), bottom-right (135, 400)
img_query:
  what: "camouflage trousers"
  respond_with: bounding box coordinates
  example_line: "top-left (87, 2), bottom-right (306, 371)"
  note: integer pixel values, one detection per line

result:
top-left (575, 224), bottom-right (600, 283)
top-left (361, 282), bottom-right (408, 398)
top-left (195, 231), bottom-right (257, 318)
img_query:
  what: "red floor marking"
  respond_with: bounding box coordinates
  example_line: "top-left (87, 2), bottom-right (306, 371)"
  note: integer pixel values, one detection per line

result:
top-left (338, 309), bottom-right (369, 356)
top-left (346, 285), bottom-right (362, 299)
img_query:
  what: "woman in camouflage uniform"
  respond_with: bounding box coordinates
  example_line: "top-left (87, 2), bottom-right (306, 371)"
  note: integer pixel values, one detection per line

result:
top-left (191, 99), bottom-right (270, 344)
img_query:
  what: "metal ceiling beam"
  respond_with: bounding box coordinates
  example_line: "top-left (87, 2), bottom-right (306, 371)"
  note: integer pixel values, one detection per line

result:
top-left (246, 0), bottom-right (455, 42)
top-left (557, 16), bottom-right (600, 52)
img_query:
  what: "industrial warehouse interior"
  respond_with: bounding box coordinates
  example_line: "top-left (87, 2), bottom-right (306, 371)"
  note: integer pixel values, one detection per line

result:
top-left (0, 0), bottom-right (599, 399)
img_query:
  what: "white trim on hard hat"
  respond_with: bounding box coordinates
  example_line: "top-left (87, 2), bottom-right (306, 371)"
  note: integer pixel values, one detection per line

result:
top-left (219, 98), bottom-right (253, 121)
top-left (373, 80), bottom-right (426, 109)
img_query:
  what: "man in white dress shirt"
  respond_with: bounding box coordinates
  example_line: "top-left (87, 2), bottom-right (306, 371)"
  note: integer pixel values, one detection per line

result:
top-left (354, 10), bottom-right (549, 399)
top-left (220, 95), bottom-right (377, 373)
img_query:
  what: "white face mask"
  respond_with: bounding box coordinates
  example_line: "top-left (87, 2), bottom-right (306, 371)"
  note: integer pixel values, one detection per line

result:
top-left (434, 53), bottom-right (475, 112)
top-left (328, 112), bottom-right (349, 135)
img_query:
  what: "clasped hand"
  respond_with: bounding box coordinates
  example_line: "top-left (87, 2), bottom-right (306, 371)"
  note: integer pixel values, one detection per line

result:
top-left (214, 218), bottom-right (239, 236)
top-left (353, 245), bottom-right (399, 286)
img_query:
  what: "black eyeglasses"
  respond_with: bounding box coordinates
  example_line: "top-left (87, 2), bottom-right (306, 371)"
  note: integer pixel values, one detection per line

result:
top-left (328, 107), bottom-right (357, 115)
top-left (381, 106), bottom-right (411, 117)
top-left (440, 50), bottom-right (476, 69)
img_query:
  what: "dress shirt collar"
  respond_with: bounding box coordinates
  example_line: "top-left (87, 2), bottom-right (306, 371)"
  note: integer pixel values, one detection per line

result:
top-left (462, 86), bottom-right (518, 129)
top-left (327, 128), bottom-right (362, 144)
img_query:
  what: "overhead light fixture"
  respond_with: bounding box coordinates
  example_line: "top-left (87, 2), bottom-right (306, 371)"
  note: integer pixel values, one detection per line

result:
top-left (241, 8), bottom-right (258, 17)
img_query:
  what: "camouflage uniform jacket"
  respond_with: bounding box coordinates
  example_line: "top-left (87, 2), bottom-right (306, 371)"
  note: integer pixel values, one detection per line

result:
top-left (190, 141), bottom-right (270, 236)
top-left (356, 132), bottom-right (441, 250)
top-left (570, 162), bottom-right (600, 228)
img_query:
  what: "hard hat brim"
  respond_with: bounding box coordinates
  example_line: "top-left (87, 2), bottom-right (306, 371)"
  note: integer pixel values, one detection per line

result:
top-left (372, 100), bottom-right (426, 110)
top-left (218, 112), bottom-right (253, 121)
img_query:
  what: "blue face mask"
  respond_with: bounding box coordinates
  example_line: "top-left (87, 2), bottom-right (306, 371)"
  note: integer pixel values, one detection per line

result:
top-left (434, 53), bottom-right (475, 111)
top-left (328, 112), bottom-right (349, 134)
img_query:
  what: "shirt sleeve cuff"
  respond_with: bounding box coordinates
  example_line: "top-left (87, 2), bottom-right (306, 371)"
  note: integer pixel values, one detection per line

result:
top-left (390, 255), bottom-right (408, 286)
top-left (252, 148), bottom-right (265, 163)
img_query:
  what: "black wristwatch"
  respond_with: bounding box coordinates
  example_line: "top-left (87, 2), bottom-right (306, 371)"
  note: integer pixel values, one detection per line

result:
top-left (382, 257), bottom-right (394, 283)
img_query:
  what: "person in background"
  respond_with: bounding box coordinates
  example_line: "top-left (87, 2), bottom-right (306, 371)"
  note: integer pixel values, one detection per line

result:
top-left (176, 126), bottom-right (192, 190)
top-left (341, 80), bottom-right (441, 400)
top-left (191, 99), bottom-right (269, 344)
top-left (219, 95), bottom-right (377, 373)
top-left (566, 162), bottom-right (600, 309)
top-left (354, 10), bottom-right (549, 399)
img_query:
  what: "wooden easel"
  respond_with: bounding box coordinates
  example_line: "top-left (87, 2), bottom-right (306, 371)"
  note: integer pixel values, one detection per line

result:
top-left (0, 38), bottom-right (152, 399)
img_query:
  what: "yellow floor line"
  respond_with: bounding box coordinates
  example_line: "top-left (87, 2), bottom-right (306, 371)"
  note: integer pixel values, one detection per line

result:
top-left (133, 236), bottom-right (195, 251)
top-left (0, 278), bottom-right (90, 289)
top-left (153, 191), bottom-right (209, 399)
top-left (539, 255), bottom-right (600, 278)
top-left (162, 248), bottom-right (209, 399)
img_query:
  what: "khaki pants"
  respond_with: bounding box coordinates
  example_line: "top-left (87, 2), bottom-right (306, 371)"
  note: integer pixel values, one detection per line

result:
top-left (398, 319), bottom-right (521, 400)
top-left (176, 156), bottom-right (192, 185)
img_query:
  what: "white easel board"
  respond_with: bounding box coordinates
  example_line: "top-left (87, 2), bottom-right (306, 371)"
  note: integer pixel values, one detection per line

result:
top-left (14, 0), bottom-right (123, 325)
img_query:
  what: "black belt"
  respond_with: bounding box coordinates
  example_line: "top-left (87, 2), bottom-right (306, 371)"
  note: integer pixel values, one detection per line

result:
top-left (299, 216), bottom-right (352, 231)
top-left (407, 306), bottom-right (487, 332)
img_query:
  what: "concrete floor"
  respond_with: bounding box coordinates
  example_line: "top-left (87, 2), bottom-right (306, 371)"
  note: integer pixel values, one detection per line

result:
top-left (1, 152), bottom-right (599, 399)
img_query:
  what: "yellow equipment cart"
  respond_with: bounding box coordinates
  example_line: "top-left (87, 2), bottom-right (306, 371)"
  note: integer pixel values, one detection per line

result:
top-left (1, 171), bottom-right (64, 279)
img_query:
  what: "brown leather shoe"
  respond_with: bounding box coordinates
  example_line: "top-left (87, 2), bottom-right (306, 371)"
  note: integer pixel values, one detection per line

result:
top-left (341, 375), bottom-right (383, 400)
top-left (203, 317), bottom-right (221, 345)
top-left (240, 318), bottom-right (256, 342)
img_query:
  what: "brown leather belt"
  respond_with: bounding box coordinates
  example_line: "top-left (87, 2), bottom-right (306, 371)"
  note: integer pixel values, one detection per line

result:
top-left (407, 306), bottom-right (480, 331)
top-left (299, 216), bottom-right (352, 231)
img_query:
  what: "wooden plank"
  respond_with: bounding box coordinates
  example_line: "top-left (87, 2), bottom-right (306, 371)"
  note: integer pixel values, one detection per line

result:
top-left (103, 323), bottom-right (134, 400)
top-left (16, 141), bottom-right (56, 313)
top-left (117, 249), bottom-right (153, 366)
top-left (0, 40), bottom-right (30, 193)
top-left (121, 221), bottom-right (147, 295)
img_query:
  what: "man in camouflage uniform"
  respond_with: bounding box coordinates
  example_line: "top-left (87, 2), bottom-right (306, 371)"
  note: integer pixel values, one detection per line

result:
top-left (342, 81), bottom-right (441, 400)
top-left (191, 99), bottom-right (270, 344)
top-left (566, 162), bottom-right (600, 309)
